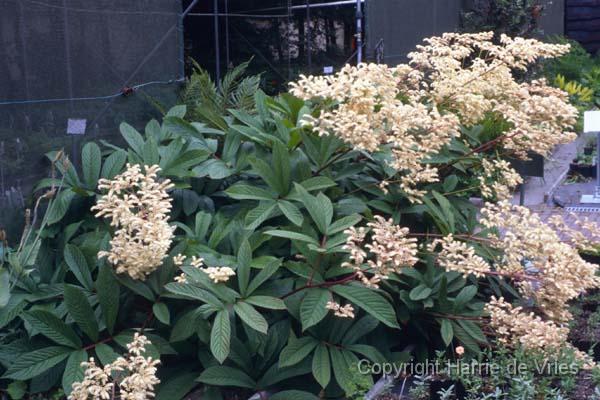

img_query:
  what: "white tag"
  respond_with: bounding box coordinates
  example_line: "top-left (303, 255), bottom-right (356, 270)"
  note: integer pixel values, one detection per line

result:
top-left (584, 111), bottom-right (600, 133)
top-left (67, 118), bottom-right (87, 135)
top-left (323, 66), bottom-right (334, 75)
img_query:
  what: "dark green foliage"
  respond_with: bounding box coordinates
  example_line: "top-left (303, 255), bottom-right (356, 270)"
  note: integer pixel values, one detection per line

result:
top-left (461, 0), bottom-right (543, 38)
top-left (180, 59), bottom-right (261, 127)
top-left (0, 85), bottom-right (525, 399)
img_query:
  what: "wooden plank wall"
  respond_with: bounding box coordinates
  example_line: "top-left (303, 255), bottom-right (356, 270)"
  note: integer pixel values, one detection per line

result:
top-left (566, 0), bottom-right (600, 53)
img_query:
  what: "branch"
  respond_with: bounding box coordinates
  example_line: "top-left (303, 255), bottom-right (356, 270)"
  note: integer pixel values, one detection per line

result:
top-left (280, 272), bottom-right (358, 299)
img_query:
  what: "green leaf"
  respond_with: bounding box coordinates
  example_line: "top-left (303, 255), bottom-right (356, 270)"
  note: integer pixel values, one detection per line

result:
top-left (245, 296), bottom-right (286, 310)
top-left (271, 390), bottom-right (319, 400)
top-left (163, 116), bottom-right (201, 138)
top-left (233, 302), bottom-right (268, 334)
top-left (197, 366), bottom-right (256, 389)
top-left (142, 137), bottom-right (160, 166)
top-left (451, 321), bottom-right (481, 354)
top-left (46, 190), bottom-right (74, 225)
top-left (153, 303), bottom-right (171, 325)
top-left (3, 346), bottom-right (72, 380)
top-left (164, 283), bottom-right (223, 308)
top-left (329, 348), bottom-right (353, 395)
top-left (0, 268), bottom-right (10, 308)
top-left (245, 201), bottom-right (277, 231)
top-left (156, 372), bottom-right (198, 400)
top-left (119, 122), bottom-right (145, 155)
top-left (6, 381), bottom-right (26, 399)
top-left (457, 320), bottom-right (487, 343)
top-left (115, 274), bottom-right (155, 301)
top-left (265, 230), bottom-right (318, 245)
top-left (0, 296), bottom-right (27, 329)
top-left (298, 176), bottom-right (336, 192)
top-left (194, 211), bottom-right (213, 239)
top-left (327, 214), bottom-right (362, 235)
top-left (62, 349), bottom-right (87, 395)
top-left (64, 284), bottom-right (99, 342)
top-left (300, 288), bottom-right (330, 331)
top-left (454, 285), bottom-right (478, 311)
top-left (272, 141), bottom-right (291, 195)
top-left (166, 105), bottom-right (187, 118)
top-left (346, 344), bottom-right (386, 364)
top-left (443, 175), bottom-right (459, 192)
top-left (278, 200), bottom-right (304, 226)
top-left (94, 344), bottom-right (119, 366)
top-left (258, 359), bottom-right (312, 388)
top-left (422, 196), bottom-right (449, 234)
top-left (249, 157), bottom-right (285, 195)
top-left (100, 150), bottom-right (127, 180)
top-left (247, 258), bottom-right (281, 294)
top-left (279, 337), bottom-right (318, 368)
top-left (225, 184), bottom-right (274, 201)
top-left (237, 239), bottom-right (252, 295)
top-left (440, 319), bottom-right (454, 347)
top-left (432, 191), bottom-right (455, 233)
top-left (197, 159), bottom-right (234, 179)
top-left (170, 308), bottom-right (202, 342)
top-left (210, 310), bottom-right (231, 363)
top-left (332, 285), bottom-right (399, 329)
top-left (96, 264), bottom-right (119, 335)
top-left (294, 184), bottom-right (333, 234)
top-left (24, 310), bottom-right (82, 348)
top-left (63, 244), bottom-right (93, 290)
top-left (312, 344), bottom-right (331, 388)
top-left (342, 315), bottom-right (379, 345)
top-left (81, 142), bottom-right (101, 188)
top-left (409, 284), bottom-right (432, 301)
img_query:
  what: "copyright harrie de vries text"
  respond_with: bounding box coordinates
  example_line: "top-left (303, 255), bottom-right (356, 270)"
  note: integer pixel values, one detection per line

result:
top-left (357, 359), bottom-right (580, 377)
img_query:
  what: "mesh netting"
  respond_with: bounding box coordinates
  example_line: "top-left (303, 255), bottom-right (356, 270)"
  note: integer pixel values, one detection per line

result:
top-left (0, 0), bottom-right (361, 233)
top-left (0, 0), bottom-right (183, 231)
top-left (185, 0), bottom-right (359, 93)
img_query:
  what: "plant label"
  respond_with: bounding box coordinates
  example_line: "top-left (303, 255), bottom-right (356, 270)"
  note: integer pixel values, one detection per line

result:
top-left (67, 118), bottom-right (87, 135)
top-left (584, 111), bottom-right (600, 133)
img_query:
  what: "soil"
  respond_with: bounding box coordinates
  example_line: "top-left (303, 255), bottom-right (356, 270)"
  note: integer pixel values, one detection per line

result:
top-left (571, 371), bottom-right (597, 399)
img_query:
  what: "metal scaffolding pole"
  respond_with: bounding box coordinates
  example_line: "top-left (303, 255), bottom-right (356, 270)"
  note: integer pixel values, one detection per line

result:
top-left (306, 0), bottom-right (312, 72)
top-left (356, 0), bottom-right (363, 64)
top-left (214, 0), bottom-right (221, 84)
top-left (287, 0), bottom-right (292, 79)
top-left (224, 0), bottom-right (230, 67)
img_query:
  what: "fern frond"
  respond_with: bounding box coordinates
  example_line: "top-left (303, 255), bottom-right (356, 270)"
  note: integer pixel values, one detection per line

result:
top-left (232, 75), bottom-right (261, 112)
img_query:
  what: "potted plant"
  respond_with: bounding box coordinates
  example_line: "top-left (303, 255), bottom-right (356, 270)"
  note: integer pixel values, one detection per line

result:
top-left (584, 137), bottom-right (597, 156)
top-left (570, 152), bottom-right (597, 178)
top-left (580, 245), bottom-right (600, 264)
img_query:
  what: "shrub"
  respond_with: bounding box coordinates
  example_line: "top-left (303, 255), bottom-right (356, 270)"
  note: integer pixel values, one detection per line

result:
top-left (461, 0), bottom-right (543, 38)
top-left (0, 32), bottom-right (597, 399)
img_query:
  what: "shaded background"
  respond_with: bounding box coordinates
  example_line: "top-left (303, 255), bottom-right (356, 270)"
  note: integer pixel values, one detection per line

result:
top-left (0, 0), bottom-right (573, 235)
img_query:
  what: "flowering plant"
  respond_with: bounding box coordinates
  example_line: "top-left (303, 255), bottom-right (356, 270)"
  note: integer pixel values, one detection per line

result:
top-left (0, 32), bottom-right (597, 399)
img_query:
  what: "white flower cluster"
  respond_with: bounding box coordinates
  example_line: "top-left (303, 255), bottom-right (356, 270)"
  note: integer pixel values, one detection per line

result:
top-left (486, 297), bottom-right (593, 368)
top-left (204, 266), bottom-right (236, 283)
top-left (291, 64), bottom-right (459, 202)
top-left (547, 213), bottom-right (600, 252)
top-left (69, 333), bottom-right (160, 400)
top-left (481, 202), bottom-right (600, 322)
top-left (291, 32), bottom-right (576, 202)
top-left (478, 159), bottom-right (522, 200)
top-left (400, 202), bottom-right (599, 363)
top-left (93, 164), bottom-right (174, 280)
top-left (173, 255), bottom-right (236, 284)
top-left (326, 301), bottom-right (355, 319)
top-left (343, 216), bottom-right (418, 288)
top-left (428, 234), bottom-right (490, 278)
